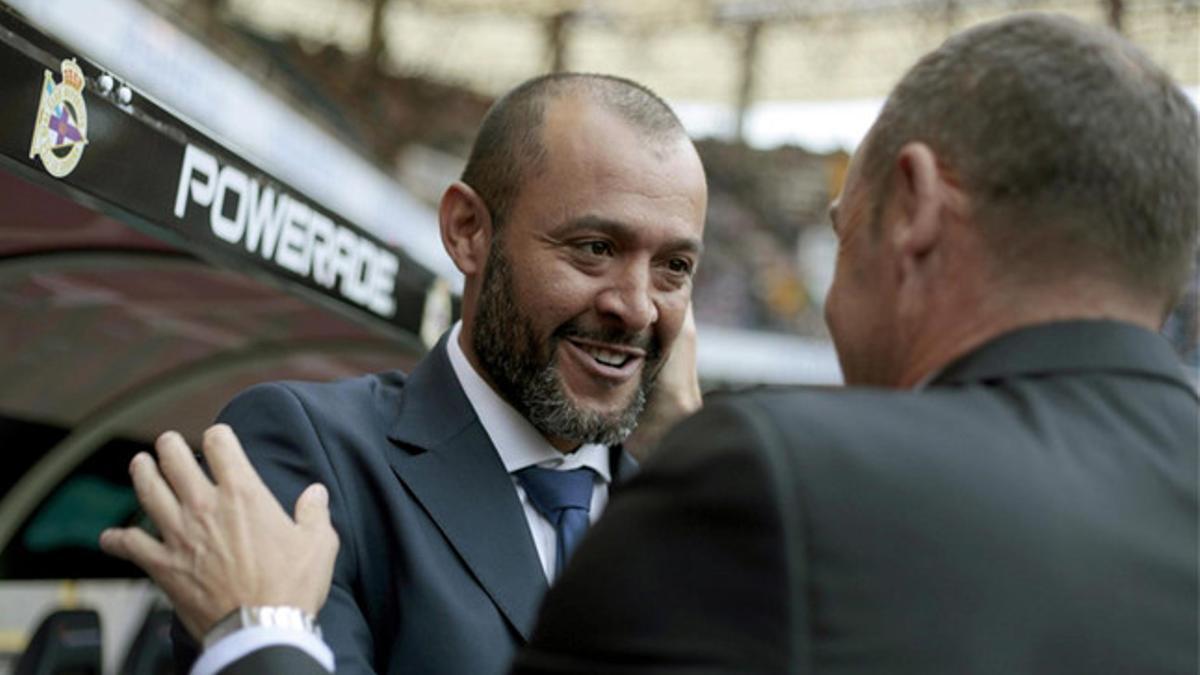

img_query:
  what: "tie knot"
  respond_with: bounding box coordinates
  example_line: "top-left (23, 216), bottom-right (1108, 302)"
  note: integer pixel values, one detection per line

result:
top-left (516, 466), bottom-right (595, 520)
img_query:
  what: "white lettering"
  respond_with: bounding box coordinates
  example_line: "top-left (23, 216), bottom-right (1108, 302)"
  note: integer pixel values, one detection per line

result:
top-left (173, 145), bottom-right (218, 218)
top-left (245, 182), bottom-right (288, 258)
top-left (309, 211), bottom-right (337, 288)
top-left (342, 236), bottom-right (374, 307)
top-left (332, 227), bottom-right (359, 296)
top-left (174, 143), bottom-right (400, 318)
top-left (275, 198), bottom-right (311, 276)
top-left (368, 250), bottom-right (398, 317)
top-left (210, 164), bottom-right (248, 243)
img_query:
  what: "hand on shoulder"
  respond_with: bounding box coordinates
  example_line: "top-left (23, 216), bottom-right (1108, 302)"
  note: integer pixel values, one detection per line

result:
top-left (99, 425), bottom-right (340, 640)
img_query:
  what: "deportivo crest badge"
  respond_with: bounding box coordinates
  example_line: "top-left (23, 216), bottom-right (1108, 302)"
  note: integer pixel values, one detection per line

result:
top-left (30, 59), bottom-right (88, 178)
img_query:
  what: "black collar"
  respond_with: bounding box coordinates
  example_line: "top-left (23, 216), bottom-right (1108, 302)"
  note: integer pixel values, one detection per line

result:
top-left (931, 320), bottom-right (1197, 401)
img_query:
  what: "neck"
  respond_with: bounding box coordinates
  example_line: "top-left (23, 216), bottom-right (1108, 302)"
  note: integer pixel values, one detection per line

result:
top-left (547, 436), bottom-right (582, 453)
top-left (895, 280), bottom-right (1162, 389)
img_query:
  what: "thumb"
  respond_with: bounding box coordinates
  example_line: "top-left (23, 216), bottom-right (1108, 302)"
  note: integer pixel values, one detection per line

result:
top-left (294, 483), bottom-right (330, 529)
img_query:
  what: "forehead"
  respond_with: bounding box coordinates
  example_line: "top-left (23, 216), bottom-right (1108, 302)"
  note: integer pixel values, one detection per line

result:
top-left (510, 97), bottom-right (707, 241)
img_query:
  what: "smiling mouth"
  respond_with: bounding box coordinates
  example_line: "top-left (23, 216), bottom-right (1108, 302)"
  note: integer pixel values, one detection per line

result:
top-left (565, 337), bottom-right (646, 373)
top-left (582, 345), bottom-right (632, 368)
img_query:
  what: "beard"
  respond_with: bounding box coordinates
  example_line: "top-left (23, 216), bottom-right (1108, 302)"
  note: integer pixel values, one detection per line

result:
top-left (472, 238), bottom-right (662, 447)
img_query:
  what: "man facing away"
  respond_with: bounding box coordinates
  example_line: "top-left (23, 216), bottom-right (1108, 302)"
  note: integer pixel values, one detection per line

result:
top-left (163, 72), bottom-right (707, 675)
top-left (516, 13), bottom-right (1199, 674)
top-left (104, 12), bottom-right (1198, 675)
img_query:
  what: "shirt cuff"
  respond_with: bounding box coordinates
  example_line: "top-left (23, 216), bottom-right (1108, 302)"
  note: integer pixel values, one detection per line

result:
top-left (189, 625), bottom-right (334, 675)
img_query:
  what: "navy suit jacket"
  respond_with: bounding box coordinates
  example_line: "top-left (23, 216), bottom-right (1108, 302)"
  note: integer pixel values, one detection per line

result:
top-left (179, 335), bottom-right (637, 674)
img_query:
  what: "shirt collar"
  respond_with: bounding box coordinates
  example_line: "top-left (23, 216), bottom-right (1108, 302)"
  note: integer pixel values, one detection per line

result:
top-left (445, 322), bottom-right (612, 482)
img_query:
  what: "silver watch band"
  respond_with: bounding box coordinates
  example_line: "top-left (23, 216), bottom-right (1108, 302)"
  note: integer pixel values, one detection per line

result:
top-left (203, 605), bottom-right (322, 649)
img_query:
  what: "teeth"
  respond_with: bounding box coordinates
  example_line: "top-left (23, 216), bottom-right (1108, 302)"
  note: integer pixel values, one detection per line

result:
top-left (583, 346), bottom-right (628, 367)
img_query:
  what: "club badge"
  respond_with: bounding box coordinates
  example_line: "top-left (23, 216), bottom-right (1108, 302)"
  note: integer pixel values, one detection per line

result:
top-left (30, 59), bottom-right (88, 178)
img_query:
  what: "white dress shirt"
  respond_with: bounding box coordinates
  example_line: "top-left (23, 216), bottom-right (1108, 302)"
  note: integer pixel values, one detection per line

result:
top-left (193, 322), bottom-right (613, 674)
top-left (445, 321), bottom-right (612, 582)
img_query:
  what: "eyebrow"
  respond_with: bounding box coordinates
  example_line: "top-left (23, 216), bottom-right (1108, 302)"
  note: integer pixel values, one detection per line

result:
top-left (551, 215), bottom-right (705, 256)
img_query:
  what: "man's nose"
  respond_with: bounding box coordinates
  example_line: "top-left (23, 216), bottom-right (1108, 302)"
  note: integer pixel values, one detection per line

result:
top-left (595, 266), bottom-right (658, 333)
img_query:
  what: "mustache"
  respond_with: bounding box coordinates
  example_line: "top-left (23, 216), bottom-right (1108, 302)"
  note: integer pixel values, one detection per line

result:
top-left (554, 319), bottom-right (661, 361)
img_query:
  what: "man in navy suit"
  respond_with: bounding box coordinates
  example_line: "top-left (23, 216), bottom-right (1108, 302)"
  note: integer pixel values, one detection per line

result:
top-left (147, 72), bottom-right (708, 675)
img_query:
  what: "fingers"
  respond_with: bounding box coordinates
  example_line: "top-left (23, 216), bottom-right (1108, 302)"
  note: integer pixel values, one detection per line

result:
top-left (155, 431), bottom-right (215, 509)
top-left (297, 483), bottom-right (339, 572)
top-left (295, 483), bottom-right (339, 614)
top-left (99, 526), bottom-right (168, 572)
top-left (129, 452), bottom-right (183, 536)
top-left (294, 483), bottom-right (330, 531)
top-left (201, 424), bottom-right (261, 491)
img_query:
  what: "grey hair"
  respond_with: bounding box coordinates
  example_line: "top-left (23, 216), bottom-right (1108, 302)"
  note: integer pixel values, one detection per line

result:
top-left (860, 13), bottom-right (1199, 305)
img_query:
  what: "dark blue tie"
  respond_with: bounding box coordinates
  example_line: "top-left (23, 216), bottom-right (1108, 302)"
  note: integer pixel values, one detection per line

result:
top-left (516, 466), bottom-right (596, 579)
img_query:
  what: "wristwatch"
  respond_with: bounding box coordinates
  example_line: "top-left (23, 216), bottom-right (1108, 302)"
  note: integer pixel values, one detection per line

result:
top-left (203, 605), bottom-right (323, 649)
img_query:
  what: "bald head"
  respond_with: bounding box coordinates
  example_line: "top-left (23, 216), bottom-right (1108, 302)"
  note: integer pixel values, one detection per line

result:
top-left (860, 13), bottom-right (1198, 312)
top-left (460, 73), bottom-right (690, 230)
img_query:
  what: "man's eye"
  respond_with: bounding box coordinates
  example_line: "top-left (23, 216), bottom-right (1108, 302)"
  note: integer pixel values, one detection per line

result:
top-left (584, 241), bottom-right (613, 257)
top-left (667, 258), bottom-right (693, 275)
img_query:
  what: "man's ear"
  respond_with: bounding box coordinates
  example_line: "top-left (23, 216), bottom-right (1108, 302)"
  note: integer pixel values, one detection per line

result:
top-left (439, 182), bottom-right (493, 276)
top-left (889, 142), bottom-right (948, 262)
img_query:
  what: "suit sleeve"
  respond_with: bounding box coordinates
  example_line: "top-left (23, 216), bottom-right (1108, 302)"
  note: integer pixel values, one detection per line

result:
top-left (192, 626), bottom-right (334, 675)
top-left (172, 383), bottom-right (376, 675)
top-left (512, 395), bottom-right (797, 675)
top-left (212, 645), bottom-right (331, 675)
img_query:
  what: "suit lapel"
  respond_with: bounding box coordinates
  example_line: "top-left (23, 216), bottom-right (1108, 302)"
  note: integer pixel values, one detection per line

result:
top-left (384, 336), bottom-right (547, 642)
top-left (609, 445), bottom-right (639, 485)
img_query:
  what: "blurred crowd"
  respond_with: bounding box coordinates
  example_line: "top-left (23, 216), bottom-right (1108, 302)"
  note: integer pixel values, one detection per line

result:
top-left (157, 5), bottom-right (1199, 374)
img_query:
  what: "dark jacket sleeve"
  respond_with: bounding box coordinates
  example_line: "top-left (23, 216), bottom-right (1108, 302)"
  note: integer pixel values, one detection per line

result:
top-left (512, 395), bottom-right (796, 675)
top-left (172, 383), bottom-right (377, 675)
top-left (215, 645), bottom-right (331, 675)
top-left (171, 616), bottom-right (201, 673)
